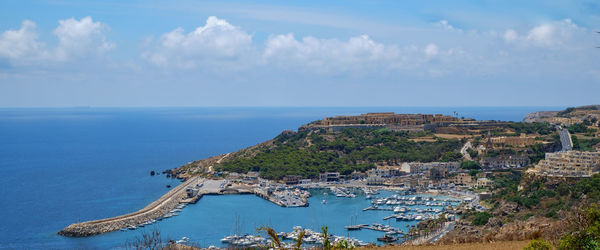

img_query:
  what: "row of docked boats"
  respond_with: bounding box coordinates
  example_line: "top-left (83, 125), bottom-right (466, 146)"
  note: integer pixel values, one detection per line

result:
top-left (220, 234), bottom-right (266, 247)
top-left (372, 197), bottom-right (456, 207)
top-left (120, 218), bottom-right (158, 231)
top-left (393, 206), bottom-right (442, 213)
top-left (221, 226), bottom-right (368, 247)
top-left (394, 213), bottom-right (438, 221)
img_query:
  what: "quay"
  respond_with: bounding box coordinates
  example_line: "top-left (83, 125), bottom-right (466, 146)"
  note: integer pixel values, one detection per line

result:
top-left (58, 178), bottom-right (308, 237)
top-left (58, 177), bottom-right (203, 237)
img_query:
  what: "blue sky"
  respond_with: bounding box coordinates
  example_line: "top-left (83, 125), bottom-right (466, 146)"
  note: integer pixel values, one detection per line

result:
top-left (0, 0), bottom-right (599, 107)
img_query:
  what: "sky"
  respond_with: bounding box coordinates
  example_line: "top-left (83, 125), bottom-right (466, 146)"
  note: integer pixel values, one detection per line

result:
top-left (0, 0), bottom-right (599, 107)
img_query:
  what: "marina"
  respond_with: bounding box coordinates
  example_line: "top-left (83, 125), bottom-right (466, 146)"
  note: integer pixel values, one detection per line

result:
top-left (221, 226), bottom-right (368, 248)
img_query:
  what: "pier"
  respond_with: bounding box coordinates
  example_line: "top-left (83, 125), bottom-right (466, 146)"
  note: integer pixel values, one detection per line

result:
top-left (58, 177), bottom-right (203, 237)
top-left (58, 178), bottom-right (308, 237)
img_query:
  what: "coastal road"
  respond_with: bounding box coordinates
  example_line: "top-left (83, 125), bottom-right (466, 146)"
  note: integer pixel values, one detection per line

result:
top-left (407, 221), bottom-right (454, 245)
top-left (559, 127), bottom-right (573, 151)
top-left (429, 221), bottom-right (454, 243)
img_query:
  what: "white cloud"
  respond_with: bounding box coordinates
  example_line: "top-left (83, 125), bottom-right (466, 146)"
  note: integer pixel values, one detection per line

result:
top-left (0, 20), bottom-right (46, 63)
top-left (503, 29), bottom-right (518, 42)
top-left (424, 43), bottom-right (439, 56)
top-left (0, 17), bottom-right (113, 65)
top-left (501, 19), bottom-right (585, 47)
top-left (263, 33), bottom-right (403, 74)
top-left (143, 16), bottom-right (254, 69)
top-left (526, 24), bottom-right (554, 45)
top-left (54, 16), bottom-right (115, 61)
top-left (436, 20), bottom-right (460, 31)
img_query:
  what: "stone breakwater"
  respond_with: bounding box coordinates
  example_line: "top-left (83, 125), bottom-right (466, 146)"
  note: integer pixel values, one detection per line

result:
top-left (58, 177), bottom-right (200, 237)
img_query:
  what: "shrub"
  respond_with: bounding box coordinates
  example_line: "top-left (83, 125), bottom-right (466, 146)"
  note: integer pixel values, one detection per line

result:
top-left (472, 212), bottom-right (493, 226)
top-left (559, 204), bottom-right (600, 249)
top-left (524, 238), bottom-right (553, 250)
top-left (461, 160), bottom-right (481, 170)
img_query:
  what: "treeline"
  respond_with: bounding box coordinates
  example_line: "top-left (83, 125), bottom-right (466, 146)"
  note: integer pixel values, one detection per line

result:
top-left (217, 128), bottom-right (462, 179)
top-left (507, 122), bottom-right (554, 135)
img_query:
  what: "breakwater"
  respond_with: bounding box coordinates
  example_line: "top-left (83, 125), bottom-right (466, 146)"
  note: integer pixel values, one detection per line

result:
top-left (58, 178), bottom-right (309, 237)
top-left (58, 177), bottom-right (201, 237)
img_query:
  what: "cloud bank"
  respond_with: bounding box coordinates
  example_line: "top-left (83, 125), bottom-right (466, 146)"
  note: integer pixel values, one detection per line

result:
top-left (0, 16), bottom-right (113, 66)
top-left (1, 16), bottom-right (597, 79)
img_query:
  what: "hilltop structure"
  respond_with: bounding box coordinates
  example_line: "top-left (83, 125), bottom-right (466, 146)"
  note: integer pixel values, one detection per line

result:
top-left (528, 151), bottom-right (600, 177)
top-left (302, 112), bottom-right (459, 132)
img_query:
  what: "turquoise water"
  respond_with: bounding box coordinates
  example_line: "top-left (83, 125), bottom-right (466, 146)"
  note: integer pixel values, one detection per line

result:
top-left (0, 107), bottom-right (561, 249)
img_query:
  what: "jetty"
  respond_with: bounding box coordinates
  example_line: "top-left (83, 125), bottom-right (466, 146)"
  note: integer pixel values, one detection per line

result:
top-left (58, 177), bottom-right (203, 237)
top-left (58, 178), bottom-right (309, 237)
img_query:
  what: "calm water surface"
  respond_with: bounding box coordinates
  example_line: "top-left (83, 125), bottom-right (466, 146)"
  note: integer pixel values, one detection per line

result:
top-left (0, 107), bottom-right (561, 249)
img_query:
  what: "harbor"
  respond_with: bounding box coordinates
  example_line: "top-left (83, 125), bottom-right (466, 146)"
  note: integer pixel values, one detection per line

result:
top-left (58, 178), bottom-right (311, 236)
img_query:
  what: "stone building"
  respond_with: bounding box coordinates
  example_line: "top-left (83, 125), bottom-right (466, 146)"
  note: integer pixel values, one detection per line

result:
top-left (528, 150), bottom-right (600, 177)
top-left (480, 155), bottom-right (530, 169)
top-left (319, 172), bottom-right (341, 182)
top-left (317, 113), bottom-right (458, 126)
top-left (366, 175), bottom-right (385, 186)
top-left (450, 173), bottom-right (473, 186)
top-left (402, 162), bottom-right (460, 174)
top-left (476, 178), bottom-right (494, 188)
top-left (428, 167), bottom-right (448, 181)
top-left (490, 133), bottom-right (536, 147)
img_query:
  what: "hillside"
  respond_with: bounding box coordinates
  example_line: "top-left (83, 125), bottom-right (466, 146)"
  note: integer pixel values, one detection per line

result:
top-left (174, 128), bottom-right (463, 180)
top-left (437, 172), bottom-right (600, 247)
top-left (524, 105), bottom-right (600, 123)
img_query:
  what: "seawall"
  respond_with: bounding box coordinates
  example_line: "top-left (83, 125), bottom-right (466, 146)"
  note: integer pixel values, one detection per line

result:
top-left (58, 177), bottom-right (200, 237)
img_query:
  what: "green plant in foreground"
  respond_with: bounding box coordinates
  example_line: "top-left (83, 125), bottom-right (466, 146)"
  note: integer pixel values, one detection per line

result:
top-left (258, 226), bottom-right (282, 249)
top-left (322, 226), bottom-right (331, 250)
top-left (558, 204), bottom-right (600, 250)
top-left (294, 230), bottom-right (305, 250)
top-left (523, 238), bottom-right (552, 250)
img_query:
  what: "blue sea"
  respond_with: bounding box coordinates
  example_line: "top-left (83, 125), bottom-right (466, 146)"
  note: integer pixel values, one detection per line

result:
top-left (0, 107), bottom-right (562, 249)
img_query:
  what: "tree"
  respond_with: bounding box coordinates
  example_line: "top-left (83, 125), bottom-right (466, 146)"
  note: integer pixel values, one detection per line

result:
top-left (461, 160), bottom-right (481, 170)
top-left (321, 226), bottom-right (331, 250)
top-left (472, 212), bottom-right (493, 226)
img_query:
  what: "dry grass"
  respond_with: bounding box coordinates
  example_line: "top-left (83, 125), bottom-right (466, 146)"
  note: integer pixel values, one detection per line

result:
top-left (410, 137), bottom-right (438, 142)
top-left (433, 134), bottom-right (473, 139)
top-left (364, 240), bottom-right (529, 250)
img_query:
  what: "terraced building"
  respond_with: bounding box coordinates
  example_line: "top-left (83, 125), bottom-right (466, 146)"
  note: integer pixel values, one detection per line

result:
top-left (528, 151), bottom-right (600, 177)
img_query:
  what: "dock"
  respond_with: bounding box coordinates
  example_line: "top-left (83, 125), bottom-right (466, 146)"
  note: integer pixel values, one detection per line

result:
top-left (58, 178), bottom-right (308, 237)
top-left (58, 177), bottom-right (203, 237)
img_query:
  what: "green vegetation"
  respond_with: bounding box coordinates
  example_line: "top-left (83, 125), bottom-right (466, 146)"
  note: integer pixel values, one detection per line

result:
top-left (568, 123), bottom-right (596, 134)
top-left (508, 122), bottom-right (553, 135)
top-left (575, 137), bottom-right (600, 152)
top-left (473, 212), bottom-right (493, 226)
top-left (467, 147), bottom-right (478, 158)
top-left (558, 107), bottom-right (576, 117)
top-left (217, 128), bottom-right (462, 179)
top-left (463, 211), bottom-right (493, 226)
top-left (524, 238), bottom-right (553, 250)
top-left (559, 205), bottom-right (600, 250)
top-left (461, 160), bottom-right (481, 170)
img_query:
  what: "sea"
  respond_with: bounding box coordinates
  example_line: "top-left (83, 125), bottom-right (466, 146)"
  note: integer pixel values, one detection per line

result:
top-left (0, 107), bottom-right (563, 249)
